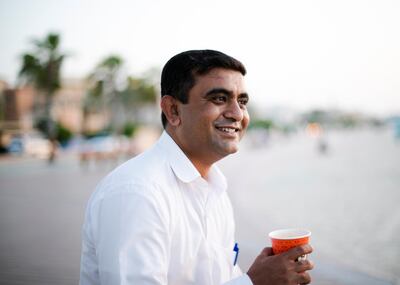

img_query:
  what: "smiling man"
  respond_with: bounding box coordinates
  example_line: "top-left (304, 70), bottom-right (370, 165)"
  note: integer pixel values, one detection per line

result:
top-left (80, 50), bottom-right (313, 285)
top-left (162, 66), bottom-right (249, 176)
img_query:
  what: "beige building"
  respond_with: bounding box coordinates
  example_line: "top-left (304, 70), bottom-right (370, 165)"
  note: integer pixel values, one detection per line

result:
top-left (1, 77), bottom-right (160, 136)
top-left (52, 78), bottom-right (88, 133)
top-left (1, 85), bottom-right (35, 131)
top-left (0, 78), bottom-right (94, 134)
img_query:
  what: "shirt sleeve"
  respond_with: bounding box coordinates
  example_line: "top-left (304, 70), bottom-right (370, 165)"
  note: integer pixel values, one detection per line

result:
top-left (92, 184), bottom-right (171, 285)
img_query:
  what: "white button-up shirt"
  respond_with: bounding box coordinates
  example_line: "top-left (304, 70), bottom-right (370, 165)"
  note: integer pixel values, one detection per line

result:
top-left (80, 131), bottom-right (253, 285)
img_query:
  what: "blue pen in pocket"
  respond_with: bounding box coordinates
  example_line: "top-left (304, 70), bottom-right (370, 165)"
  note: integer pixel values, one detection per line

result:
top-left (233, 243), bottom-right (239, 266)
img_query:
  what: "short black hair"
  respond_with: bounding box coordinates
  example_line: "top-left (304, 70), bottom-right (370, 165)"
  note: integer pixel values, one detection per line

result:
top-left (160, 49), bottom-right (246, 128)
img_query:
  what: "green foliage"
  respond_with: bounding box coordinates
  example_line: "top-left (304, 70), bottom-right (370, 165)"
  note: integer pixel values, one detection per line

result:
top-left (82, 129), bottom-right (111, 139)
top-left (97, 55), bottom-right (123, 71)
top-left (19, 33), bottom-right (65, 95)
top-left (35, 117), bottom-right (59, 139)
top-left (35, 117), bottom-right (49, 136)
top-left (56, 122), bottom-right (73, 144)
top-left (306, 110), bottom-right (326, 124)
top-left (122, 122), bottom-right (137, 138)
top-left (84, 54), bottom-right (158, 135)
top-left (19, 33), bottom-right (66, 144)
top-left (249, 119), bottom-right (275, 130)
top-left (120, 76), bottom-right (157, 105)
top-left (86, 55), bottom-right (158, 107)
top-left (87, 55), bottom-right (124, 101)
top-left (88, 80), bottom-right (104, 99)
top-left (35, 118), bottom-right (72, 143)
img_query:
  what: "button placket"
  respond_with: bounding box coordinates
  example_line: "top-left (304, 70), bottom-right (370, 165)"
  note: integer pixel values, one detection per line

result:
top-left (200, 185), bottom-right (208, 238)
top-left (189, 179), bottom-right (207, 238)
top-left (203, 188), bottom-right (213, 240)
top-left (195, 180), bottom-right (209, 239)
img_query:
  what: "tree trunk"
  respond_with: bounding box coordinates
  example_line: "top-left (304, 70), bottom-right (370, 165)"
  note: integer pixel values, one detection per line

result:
top-left (44, 93), bottom-right (57, 163)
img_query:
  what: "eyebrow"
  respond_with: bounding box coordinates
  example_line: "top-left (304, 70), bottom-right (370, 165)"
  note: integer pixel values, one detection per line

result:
top-left (205, 88), bottom-right (249, 99)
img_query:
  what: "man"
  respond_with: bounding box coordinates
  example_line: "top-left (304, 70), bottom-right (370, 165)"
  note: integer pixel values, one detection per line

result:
top-left (80, 50), bottom-right (314, 285)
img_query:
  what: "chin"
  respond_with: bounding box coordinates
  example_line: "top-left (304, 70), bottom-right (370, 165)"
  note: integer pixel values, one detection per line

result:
top-left (211, 139), bottom-right (240, 157)
top-left (221, 144), bottom-right (239, 156)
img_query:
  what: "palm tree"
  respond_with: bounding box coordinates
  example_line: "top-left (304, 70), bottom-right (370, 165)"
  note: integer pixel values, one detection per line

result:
top-left (85, 55), bottom-right (124, 132)
top-left (18, 33), bottom-right (66, 162)
top-left (85, 56), bottom-right (158, 136)
top-left (119, 75), bottom-right (158, 123)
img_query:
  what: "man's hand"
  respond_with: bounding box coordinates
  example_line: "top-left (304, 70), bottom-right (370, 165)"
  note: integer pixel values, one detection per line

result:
top-left (247, 245), bottom-right (314, 285)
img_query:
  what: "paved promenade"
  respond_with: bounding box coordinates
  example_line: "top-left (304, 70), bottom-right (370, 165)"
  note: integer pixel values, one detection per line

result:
top-left (0, 156), bottom-right (103, 285)
top-left (0, 128), bottom-right (397, 284)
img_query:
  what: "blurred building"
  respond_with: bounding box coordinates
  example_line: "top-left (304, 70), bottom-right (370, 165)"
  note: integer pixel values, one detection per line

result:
top-left (0, 85), bottom-right (35, 132)
top-left (0, 78), bottom-right (161, 137)
top-left (0, 79), bottom-right (87, 134)
top-left (52, 78), bottom-right (88, 133)
top-left (0, 80), bottom-right (8, 92)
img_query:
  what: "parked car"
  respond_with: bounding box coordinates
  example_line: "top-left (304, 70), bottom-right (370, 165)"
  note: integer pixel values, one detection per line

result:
top-left (8, 132), bottom-right (52, 159)
top-left (79, 135), bottom-right (121, 164)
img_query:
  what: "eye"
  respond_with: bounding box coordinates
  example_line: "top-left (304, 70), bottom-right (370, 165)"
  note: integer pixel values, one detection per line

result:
top-left (238, 97), bottom-right (249, 106)
top-left (212, 95), bottom-right (227, 103)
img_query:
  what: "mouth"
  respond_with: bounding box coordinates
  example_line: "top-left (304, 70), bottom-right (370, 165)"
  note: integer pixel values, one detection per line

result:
top-left (215, 126), bottom-right (240, 134)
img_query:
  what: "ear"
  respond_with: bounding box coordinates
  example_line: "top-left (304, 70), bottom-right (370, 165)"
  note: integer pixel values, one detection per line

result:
top-left (160, 95), bottom-right (181, 127)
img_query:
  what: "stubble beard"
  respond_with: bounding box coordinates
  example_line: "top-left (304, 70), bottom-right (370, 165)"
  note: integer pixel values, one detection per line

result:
top-left (211, 135), bottom-right (241, 158)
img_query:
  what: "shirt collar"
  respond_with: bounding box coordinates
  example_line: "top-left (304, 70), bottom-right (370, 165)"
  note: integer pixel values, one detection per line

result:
top-left (205, 165), bottom-right (228, 195)
top-left (157, 131), bottom-right (227, 194)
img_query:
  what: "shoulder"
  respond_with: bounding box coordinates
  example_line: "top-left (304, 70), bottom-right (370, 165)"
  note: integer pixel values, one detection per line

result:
top-left (86, 143), bottom-right (178, 214)
top-left (99, 144), bottom-right (171, 193)
top-left (84, 155), bottom-right (174, 228)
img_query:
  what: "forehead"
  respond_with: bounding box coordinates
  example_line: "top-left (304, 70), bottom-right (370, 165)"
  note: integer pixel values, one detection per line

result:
top-left (192, 68), bottom-right (246, 92)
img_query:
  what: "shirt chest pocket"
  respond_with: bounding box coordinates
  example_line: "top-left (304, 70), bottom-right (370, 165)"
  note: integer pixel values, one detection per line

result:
top-left (208, 242), bottom-right (235, 283)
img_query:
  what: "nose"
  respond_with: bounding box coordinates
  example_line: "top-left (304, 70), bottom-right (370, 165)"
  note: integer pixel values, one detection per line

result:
top-left (224, 100), bottom-right (244, 122)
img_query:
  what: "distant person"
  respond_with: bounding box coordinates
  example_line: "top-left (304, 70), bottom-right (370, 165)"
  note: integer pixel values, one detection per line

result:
top-left (79, 50), bottom-right (314, 285)
top-left (393, 117), bottom-right (400, 140)
top-left (0, 131), bottom-right (8, 153)
top-left (318, 138), bottom-right (329, 154)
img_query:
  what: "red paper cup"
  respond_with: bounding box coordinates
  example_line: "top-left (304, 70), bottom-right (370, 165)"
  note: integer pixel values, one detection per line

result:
top-left (269, 229), bottom-right (311, 255)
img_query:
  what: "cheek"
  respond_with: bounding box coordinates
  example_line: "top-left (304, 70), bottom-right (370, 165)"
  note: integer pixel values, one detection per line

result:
top-left (242, 112), bottom-right (250, 129)
top-left (182, 112), bottom-right (213, 136)
top-left (199, 108), bottom-right (221, 126)
top-left (182, 105), bottom-right (221, 132)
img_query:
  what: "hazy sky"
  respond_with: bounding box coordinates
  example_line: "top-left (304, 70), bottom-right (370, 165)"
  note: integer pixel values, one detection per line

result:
top-left (1, 0), bottom-right (399, 116)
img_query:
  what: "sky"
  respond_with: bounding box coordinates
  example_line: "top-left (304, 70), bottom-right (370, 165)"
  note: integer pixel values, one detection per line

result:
top-left (1, 0), bottom-right (399, 116)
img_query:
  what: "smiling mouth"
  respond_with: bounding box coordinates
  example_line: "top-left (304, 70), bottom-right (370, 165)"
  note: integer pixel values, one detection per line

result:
top-left (215, 126), bottom-right (239, 133)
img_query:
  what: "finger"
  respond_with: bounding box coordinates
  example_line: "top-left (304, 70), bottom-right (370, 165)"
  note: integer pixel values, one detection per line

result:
top-left (261, 247), bottom-right (273, 257)
top-left (295, 272), bottom-right (312, 284)
top-left (294, 259), bottom-right (314, 273)
top-left (285, 244), bottom-right (313, 260)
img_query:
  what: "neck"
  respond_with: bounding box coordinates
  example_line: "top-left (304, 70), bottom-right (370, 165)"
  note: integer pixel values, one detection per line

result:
top-left (188, 158), bottom-right (212, 178)
top-left (165, 128), bottom-right (214, 178)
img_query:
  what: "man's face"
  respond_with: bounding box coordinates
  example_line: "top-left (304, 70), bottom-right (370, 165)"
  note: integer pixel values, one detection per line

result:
top-left (176, 68), bottom-right (250, 164)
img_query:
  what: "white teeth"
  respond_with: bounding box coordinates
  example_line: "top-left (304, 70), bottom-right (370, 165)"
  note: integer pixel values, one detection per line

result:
top-left (219, 127), bottom-right (236, 133)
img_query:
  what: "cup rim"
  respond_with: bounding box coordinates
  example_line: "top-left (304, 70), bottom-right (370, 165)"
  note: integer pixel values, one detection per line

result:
top-left (269, 228), bottom-right (311, 240)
